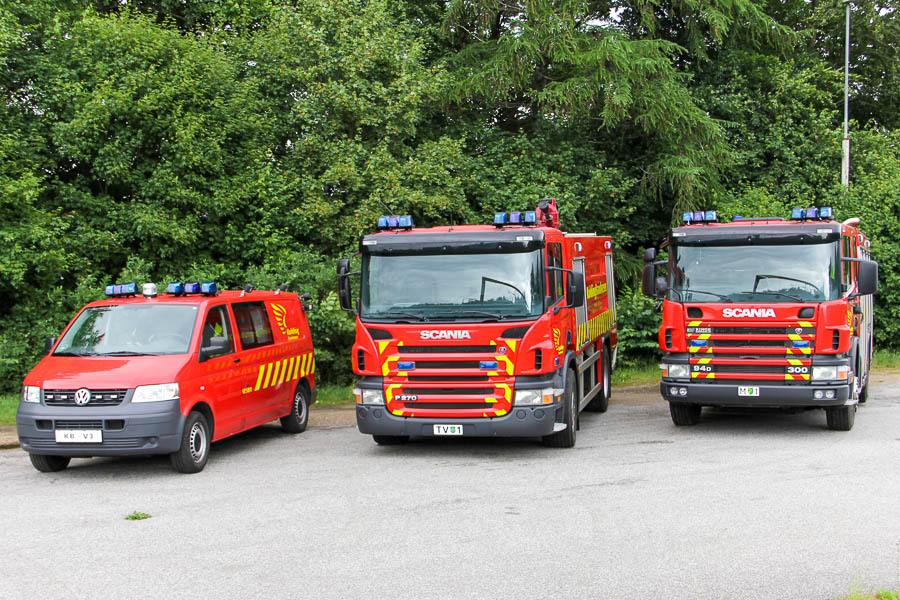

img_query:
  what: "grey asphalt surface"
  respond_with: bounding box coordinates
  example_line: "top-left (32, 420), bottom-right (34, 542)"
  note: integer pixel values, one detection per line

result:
top-left (1, 386), bottom-right (898, 600)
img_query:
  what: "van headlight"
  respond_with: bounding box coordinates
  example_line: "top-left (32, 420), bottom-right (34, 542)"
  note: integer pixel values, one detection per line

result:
top-left (22, 385), bottom-right (40, 403)
top-left (353, 388), bottom-right (384, 405)
top-left (514, 387), bottom-right (558, 406)
top-left (811, 366), bottom-right (850, 381)
top-left (132, 383), bottom-right (179, 403)
top-left (662, 364), bottom-right (690, 378)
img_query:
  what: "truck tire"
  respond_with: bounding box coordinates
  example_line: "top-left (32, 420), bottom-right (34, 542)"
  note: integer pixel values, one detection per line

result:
top-left (542, 368), bottom-right (577, 448)
top-left (826, 405), bottom-right (856, 431)
top-left (586, 349), bottom-right (611, 413)
top-left (858, 382), bottom-right (868, 404)
top-left (29, 453), bottom-right (71, 473)
top-left (670, 402), bottom-right (701, 426)
top-left (373, 435), bottom-right (409, 445)
top-left (170, 411), bottom-right (211, 473)
top-left (280, 386), bottom-right (309, 433)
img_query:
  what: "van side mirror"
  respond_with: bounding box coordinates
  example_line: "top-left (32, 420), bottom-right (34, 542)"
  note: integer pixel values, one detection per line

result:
top-left (337, 258), bottom-right (357, 314)
top-left (854, 260), bottom-right (878, 297)
top-left (642, 247), bottom-right (657, 263)
top-left (44, 337), bottom-right (56, 355)
top-left (199, 337), bottom-right (230, 362)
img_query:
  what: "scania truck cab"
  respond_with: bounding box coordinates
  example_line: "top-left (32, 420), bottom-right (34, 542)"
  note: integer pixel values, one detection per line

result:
top-left (338, 200), bottom-right (618, 447)
top-left (642, 207), bottom-right (877, 430)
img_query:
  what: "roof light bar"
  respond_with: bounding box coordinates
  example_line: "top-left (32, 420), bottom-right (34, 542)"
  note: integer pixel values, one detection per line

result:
top-left (105, 282), bottom-right (137, 297)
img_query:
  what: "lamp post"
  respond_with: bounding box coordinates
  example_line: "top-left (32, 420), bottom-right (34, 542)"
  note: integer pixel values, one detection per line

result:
top-left (841, 0), bottom-right (851, 188)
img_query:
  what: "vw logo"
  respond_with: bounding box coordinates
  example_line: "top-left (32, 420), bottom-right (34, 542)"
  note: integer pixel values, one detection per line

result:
top-left (74, 388), bottom-right (91, 406)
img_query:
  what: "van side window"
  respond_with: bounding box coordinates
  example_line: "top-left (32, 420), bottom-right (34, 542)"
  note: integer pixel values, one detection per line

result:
top-left (200, 306), bottom-right (235, 359)
top-left (547, 243), bottom-right (564, 304)
top-left (233, 301), bottom-right (275, 349)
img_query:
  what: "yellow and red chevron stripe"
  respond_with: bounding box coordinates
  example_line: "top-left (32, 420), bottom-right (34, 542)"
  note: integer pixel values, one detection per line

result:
top-left (254, 351), bottom-right (315, 391)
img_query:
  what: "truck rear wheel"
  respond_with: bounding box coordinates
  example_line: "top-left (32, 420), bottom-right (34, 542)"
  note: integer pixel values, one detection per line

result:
top-left (826, 405), bottom-right (855, 431)
top-left (373, 435), bottom-right (409, 445)
top-left (542, 368), bottom-right (577, 448)
top-left (670, 402), bottom-right (701, 426)
top-left (29, 453), bottom-right (71, 473)
top-left (586, 349), bottom-right (611, 413)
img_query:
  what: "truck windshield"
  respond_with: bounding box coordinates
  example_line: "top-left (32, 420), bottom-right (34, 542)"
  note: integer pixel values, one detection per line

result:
top-left (54, 304), bottom-right (199, 356)
top-left (362, 250), bottom-right (544, 321)
top-left (671, 242), bottom-right (840, 303)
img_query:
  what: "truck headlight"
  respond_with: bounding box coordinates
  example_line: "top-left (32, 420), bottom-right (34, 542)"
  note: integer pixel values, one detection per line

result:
top-left (662, 364), bottom-right (689, 378)
top-left (353, 388), bottom-right (384, 405)
top-left (514, 387), bottom-right (557, 406)
top-left (132, 383), bottom-right (179, 403)
top-left (811, 366), bottom-right (850, 381)
top-left (22, 385), bottom-right (40, 403)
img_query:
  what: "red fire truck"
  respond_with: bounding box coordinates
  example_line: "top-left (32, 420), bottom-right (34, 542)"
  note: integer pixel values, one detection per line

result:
top-left (642, 207), bottom-right (877, 430)
top-left (338, 199), bottom-right (618, 447)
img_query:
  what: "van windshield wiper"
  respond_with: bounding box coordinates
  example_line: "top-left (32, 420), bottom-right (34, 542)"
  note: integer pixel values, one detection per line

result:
top-left (98, 351), bottom-right (160, 356)
top-left (52, 351), bottom-right (97, 357)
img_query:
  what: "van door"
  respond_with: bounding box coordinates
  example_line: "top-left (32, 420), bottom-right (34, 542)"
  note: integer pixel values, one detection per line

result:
top-left (232, 301), bottom-right (286, 421)
top-left (196, 304), bottom-right (242, 437)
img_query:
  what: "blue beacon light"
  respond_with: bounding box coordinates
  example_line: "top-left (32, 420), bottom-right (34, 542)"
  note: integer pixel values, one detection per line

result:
top-left (200, 282), bottom-right (218, 296)
top-left (166, 282), bottom-right (185, 295)
top-left (493, 212), bottom-right (508, 227)
top-left (523, 211), bottom-right (537, 225)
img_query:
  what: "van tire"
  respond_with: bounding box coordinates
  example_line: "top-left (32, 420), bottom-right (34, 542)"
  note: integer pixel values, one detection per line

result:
top-left (586, 349), bottom-right (611, 413)
top-left (373, 435), bottom-right (409, 445)
top-left (542, 368), bottom-right (577, 448)
top-left (826, 405), bottom-right (856, 431)
top-left (170, 411), bottom-right (211, 473)
top-left (281, 386), bottom-right (309, 433)
top-left (670, 402), bottom-right (702, 426)
top-left (29, 453), bottom-right (71, 473)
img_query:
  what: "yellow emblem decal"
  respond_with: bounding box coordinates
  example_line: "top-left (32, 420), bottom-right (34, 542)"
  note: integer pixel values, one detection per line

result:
top-left (272, 303), bottom-right (301, 339)
top-left (552, 328), bottom-right (565, 356)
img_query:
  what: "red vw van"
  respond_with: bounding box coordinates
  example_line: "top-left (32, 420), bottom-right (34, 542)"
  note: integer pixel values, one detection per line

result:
top-left (17, 282), bottom-right (317, 473)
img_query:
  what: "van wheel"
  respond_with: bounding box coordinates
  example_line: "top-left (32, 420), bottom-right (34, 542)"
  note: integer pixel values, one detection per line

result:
top-left (826, 405), bottom-right (856, 431)
top-left (281, 386), bottom-right (309, 433)
top-left (542, 368), bottom-right (577, 448)
top-left (373, 435), bottom-right (409, 445)
top-left (29, 454), bottom-right (71, 473)
top-left (586, 349), bottom-right (611, 413)
top-left (170, 412), bottom-right (210, 473)
top-left (670, 402), bottom-right (701, 426)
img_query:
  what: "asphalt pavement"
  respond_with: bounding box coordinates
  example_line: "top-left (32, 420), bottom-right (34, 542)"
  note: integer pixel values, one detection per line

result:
top-left (1, 384), bottom-right (898, 600)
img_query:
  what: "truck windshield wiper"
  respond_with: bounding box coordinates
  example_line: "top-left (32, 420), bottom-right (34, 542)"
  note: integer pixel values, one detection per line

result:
top-left (672, 288), bottom-right (732, 302)
top-left (735, 290), bottom-right (804, 302)
top-left (431, 310), bottom-right (508, 320)
top-left (367, 311), bottom-right (429, 322)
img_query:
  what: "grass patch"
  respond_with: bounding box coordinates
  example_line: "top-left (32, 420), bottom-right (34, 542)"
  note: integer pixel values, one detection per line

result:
top-left (0, 394), bottom-right (18, 426)
top-left (125, 511), bottom-right (151, 521)
top-left (835, 591), bottom-right (898, 600)
top-left (315, 384), bottom-right (355, 407)
top-left (872, 349), bottom-right (900, 370)
top-left (612, 361), bottom-right (659, 388)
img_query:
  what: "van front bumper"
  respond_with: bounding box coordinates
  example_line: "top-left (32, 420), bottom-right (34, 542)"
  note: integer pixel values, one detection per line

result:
top-left (16, 400), bottom-right (185, 456)
top-left (356, 404), bottom-right (560, 438)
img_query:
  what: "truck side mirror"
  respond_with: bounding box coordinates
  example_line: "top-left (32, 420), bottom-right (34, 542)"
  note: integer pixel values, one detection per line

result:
top-left (566, 275), bottom-right (585, 308)
top-left (641, 264), bottom-right (656, 297)
top-left (44, 337), bottom-right (56, 355)
top-left (199, 337), bottom-right (230, 363)
top-left (337, 258), bottom-right (357, 314)
top-left (854, 260), bottom-right (878, 296)
top-left (642, 247), bottom-right (657, 263)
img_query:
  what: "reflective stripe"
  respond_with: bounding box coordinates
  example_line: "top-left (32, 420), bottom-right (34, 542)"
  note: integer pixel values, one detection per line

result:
top-left (254, 365), bottom-right (266, 391)
top-left (262, 362), bottom-right (274, 388)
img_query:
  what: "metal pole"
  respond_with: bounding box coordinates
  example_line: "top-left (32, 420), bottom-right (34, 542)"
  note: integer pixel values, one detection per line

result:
top-left (841, 0), bottom-right (851, 187)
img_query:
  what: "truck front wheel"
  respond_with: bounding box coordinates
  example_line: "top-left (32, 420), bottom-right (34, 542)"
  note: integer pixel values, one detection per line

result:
top-left (825, 405), bottom-right (856, 431)
top-left (670, 402), bottom-right (701, 426)
top-left (542, 368), bottom-right (577, 448)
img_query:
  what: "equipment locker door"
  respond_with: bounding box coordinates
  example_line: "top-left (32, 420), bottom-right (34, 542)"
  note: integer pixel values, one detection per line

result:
top-left (572, 257), bottom-right (588, 348)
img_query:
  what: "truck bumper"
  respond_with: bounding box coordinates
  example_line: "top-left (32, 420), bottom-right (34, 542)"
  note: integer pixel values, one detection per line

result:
top-left (356, 404), bottom-right (560, 438)
top-left (660, 381), bottom-right (851, 408)
top-left (16, 400), bottom-right (185, 457)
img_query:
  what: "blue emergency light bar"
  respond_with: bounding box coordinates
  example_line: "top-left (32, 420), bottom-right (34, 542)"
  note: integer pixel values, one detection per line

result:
top-left (524, 211), bottom-right (537, 225)
top-left (200, 282), bottom-right (218, 296)
top-left (493, 212), bottom-right (508, 227)
top-left (682, 210), bottom-right (718, 224)
top-left (377, 215), bottom-right (414, 230)
top-left (166, 282), bottom-right (185, 295)
top-left (789, 206), bottom-right (833, 221)
top-left (105, 282), bottom-right (138, 297)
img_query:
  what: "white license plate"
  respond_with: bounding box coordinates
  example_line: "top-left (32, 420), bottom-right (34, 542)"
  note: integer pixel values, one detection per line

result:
top-left (433, 424), bottom-right (463, 436)
top-left (55, 430), bottom-right (102, 443)
top-left (738, 386), bottom-right (760, 397)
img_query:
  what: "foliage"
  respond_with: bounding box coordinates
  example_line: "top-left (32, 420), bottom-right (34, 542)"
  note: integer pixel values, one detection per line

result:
top-left (614, 288), bottom-right (661, 368)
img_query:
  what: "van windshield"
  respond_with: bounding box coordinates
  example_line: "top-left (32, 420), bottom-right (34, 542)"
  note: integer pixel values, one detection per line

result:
top-left (54, 305), bottom-right (199, 356)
